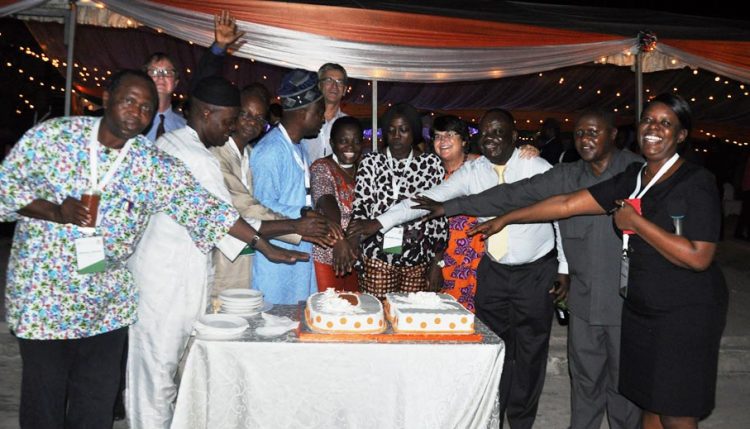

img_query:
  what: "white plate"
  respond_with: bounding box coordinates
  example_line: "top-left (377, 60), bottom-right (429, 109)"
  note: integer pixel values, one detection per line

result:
top-left (194, 314), bottom-right (249, 335)
top-left (195, 330), bottom-right (246, 341)
top-left (220, 300), bottom-right (262, 308)
top-left (219, 302), bottom-right (273, 318)
top-left (219, 289), bottom-right (263, 303)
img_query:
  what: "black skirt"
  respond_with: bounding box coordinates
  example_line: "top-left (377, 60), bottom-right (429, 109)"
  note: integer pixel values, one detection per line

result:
top-left (618, 298), bottom-right (727, 417)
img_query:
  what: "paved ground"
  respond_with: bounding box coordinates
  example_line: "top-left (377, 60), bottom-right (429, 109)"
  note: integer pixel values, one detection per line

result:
top-left (1, 218), bottom-right (749, 428)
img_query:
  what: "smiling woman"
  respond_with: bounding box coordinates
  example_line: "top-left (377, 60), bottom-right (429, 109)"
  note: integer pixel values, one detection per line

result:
top-left (310, 116), bottom-right (364, 291)
top-left (427, 115), bottom-right (482, 310)
top-left (468, 93), bottom-right (728, 429)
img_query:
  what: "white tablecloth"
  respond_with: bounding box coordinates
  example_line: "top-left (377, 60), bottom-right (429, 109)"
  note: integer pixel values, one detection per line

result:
top-left (171, 305), bottom-right (504, 429)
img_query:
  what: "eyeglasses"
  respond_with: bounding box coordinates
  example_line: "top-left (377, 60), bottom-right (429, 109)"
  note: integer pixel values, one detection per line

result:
top-left (239, 111), bottom-right (268, 126)
top-left (433, 131), bottom-right (461, 141)
top-left (146, 68), bottom-right (177, 78)
top-left (320, 77), bottom-right (346, 87)
top-left (574, 129), bottom-right (602, 139)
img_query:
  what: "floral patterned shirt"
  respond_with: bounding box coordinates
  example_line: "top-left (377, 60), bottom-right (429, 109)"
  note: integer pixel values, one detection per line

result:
top-left (0, 116), bottom-right (238, 340)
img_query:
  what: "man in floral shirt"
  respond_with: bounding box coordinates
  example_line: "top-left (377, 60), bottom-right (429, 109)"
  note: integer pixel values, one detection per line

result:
top-left (0, 70), bottom-right (305, 428)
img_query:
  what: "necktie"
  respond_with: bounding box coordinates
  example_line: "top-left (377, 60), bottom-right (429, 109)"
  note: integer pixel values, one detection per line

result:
top-left (155, 113), bottom-right (166, 140)
top-left (486, 164), bottom-right (509, 260)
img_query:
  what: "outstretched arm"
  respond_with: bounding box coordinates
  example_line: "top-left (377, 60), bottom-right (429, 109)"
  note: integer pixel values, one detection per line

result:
top-left (228, 217), bottom-right (309, 264)
top-left (468, 189), bottom-right (604, 238)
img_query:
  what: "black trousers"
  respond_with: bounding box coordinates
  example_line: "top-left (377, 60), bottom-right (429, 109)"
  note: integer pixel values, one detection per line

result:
top-left (476, 252), bottom-right (556, 429)
top-left (17, 327), bottom-right (128, 429)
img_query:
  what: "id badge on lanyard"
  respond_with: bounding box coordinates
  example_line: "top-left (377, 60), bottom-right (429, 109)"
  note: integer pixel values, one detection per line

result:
top-left (383, 226), bottom-right (404, 254)
top-left (619, 153), bottom-right (679, 297)
top-left (76, 235), bottom-right (107, 273)
top-left (76, 119), bottom-right (132, 273)
top-left (382, 148), bottom-right (413, 254)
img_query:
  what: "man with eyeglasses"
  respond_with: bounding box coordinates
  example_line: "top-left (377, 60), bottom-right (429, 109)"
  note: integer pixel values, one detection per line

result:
top-left (300, 63), bottom-right (349, 162)
top-left (141, 10), bottom-right (244, 142)
top-left (358, 108), bottom-right (567, 429)
top-left (416, 109), bottom-right (643, 429)
top-left (142, 53), bottom-right (185, 142)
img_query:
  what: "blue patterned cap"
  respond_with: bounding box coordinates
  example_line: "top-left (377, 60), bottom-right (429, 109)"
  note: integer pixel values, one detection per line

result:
top-left (278, 69), bottom-right (323, 111)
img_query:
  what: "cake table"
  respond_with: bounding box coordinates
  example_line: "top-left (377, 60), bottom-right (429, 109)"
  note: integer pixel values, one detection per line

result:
top-left (171, 304), bottom-right (504, 429)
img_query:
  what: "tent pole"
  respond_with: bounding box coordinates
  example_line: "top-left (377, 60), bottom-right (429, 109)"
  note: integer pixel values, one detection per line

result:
top-left (371, 80), bottom-right (378, 153)
top-left (64, 0), bottom-right (77, 116)
top-left (635, 51), bottom-right (643, 127)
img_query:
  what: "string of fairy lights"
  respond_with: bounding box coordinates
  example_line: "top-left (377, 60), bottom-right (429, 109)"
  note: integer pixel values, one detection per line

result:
top-left (4, 33), bottom-right (749, 147)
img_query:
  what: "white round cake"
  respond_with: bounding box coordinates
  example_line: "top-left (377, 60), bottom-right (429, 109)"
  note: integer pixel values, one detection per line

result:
top-left (305, 288), bottom-right (385, 334)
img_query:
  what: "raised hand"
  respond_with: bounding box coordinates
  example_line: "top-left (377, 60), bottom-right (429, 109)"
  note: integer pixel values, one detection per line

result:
top-left (346, 219), bottom-right (381, 240)
top-left (254, 238), bottom-right (309, 264)
top-left (410, 195), bottom-right (445, 221)
top-left (467, 216), bottom-right (507, 239)
top-left (214, 10), bottom-right (245, 50)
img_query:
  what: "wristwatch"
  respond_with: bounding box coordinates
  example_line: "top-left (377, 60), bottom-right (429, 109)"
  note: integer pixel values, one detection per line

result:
top-left (300, 206), bottom-right (313, 217)
top-left (249, 233), bottom-right (262, 249)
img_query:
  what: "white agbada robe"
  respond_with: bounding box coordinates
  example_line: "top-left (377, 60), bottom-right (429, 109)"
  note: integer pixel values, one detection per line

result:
top-left (126, 126), bottom-right (256, 429)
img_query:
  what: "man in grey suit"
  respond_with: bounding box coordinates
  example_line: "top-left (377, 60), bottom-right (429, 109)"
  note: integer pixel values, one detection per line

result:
top-left (419, 109), bottom-right (642, 429)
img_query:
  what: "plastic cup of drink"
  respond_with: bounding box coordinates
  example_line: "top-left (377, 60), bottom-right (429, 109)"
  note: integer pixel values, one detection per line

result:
top-left (80, 190), bottom-right (101, 227)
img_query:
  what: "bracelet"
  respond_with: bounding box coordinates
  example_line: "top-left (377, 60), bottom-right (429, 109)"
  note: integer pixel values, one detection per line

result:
top-left (249, 234), bottom-right (261, 249)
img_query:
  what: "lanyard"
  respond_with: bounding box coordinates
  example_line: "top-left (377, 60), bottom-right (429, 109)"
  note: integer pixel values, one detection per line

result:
top-left (622, 153), bottom-right (679, 251)
top-left (332, 153), bottom-right (354, 169)
top-left (386, 147), bottom-right (413, 201)
top-left (279, 124), bottom-right (312, 205)
top-left (88, 119), bottom-right (133, 193)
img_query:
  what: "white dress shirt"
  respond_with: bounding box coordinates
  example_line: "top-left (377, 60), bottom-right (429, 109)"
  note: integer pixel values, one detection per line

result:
top-left (377, 150), bottom-right (568, 273)
top-left (143, 106), bottom-right (187, 142)
top-left (300, 107), bottom-right (347, 162)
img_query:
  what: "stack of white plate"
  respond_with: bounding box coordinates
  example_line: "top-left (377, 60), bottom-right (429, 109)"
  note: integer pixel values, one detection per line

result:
top-left (218, 288), bottom-right (272, 317)
top-left (194, 314), bottom-right (249, 340)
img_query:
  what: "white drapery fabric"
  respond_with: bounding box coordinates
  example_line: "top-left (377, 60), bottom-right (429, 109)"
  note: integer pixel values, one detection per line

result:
top-left (100, 0), bottom-right (637, 82)
top-left (656, 44), bottom-right (750, 85)
top-left (171, 309), bottom-right (505, 429)
top-left (7, 1), bottom-right (749, 83)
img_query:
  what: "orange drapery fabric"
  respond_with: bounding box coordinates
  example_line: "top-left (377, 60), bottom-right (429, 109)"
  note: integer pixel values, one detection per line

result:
top-left (662, 39), bottom-right (750, 72)
top-left (150, 0), bottom-right (620, 48)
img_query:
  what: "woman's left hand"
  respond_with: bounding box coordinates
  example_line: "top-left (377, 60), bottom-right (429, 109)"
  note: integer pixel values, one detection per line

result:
top-left (518, 144), bottom-right (541, 159)
top-left (426, 256), bottom-right (444, 292)
top-left (613, 199), bottom-right (641, 233)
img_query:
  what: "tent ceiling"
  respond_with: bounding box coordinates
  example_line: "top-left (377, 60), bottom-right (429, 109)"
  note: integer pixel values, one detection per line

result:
top-left (3, 0), bottom-right (749, 143)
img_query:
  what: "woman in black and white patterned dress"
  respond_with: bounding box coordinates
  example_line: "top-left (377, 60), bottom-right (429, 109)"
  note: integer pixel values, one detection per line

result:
top-left (347, 103), bottom-right (448, 298)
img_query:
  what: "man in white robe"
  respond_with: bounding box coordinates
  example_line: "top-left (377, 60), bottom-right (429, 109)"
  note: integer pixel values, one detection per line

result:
top-left (126, 77), bottom-right (326, 429)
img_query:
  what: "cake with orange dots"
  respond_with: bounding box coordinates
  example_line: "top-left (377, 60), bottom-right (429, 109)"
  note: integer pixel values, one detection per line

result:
top-left (305, 288), bottom-right (386, 334)
top-left (385, 292), bottom-right (475, 334)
